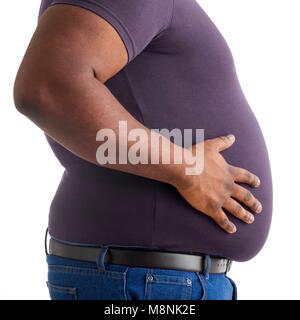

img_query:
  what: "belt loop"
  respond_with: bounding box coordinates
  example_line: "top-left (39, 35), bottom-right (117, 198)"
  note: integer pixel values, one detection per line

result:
top-left (203, 255), bottom-right (211, 280)
top-left (96, 246), bottom-right (109, 271)
top-left (226, 260), bottom-right (232, 274)
top-left (44, 227), bottom-right (49, 256)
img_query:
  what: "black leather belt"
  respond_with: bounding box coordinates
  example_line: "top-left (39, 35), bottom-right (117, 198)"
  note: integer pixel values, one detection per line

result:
top-left (48, 238), bottom-right (232, 274)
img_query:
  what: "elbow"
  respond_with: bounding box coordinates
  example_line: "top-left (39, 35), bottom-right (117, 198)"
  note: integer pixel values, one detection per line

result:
top-left (13, 66), bottom-right (93, 118)
top-left (14, 63), bottom-right (96, 124)
top-left (13, 72), bottom-right (48, 119)
top-left (13, 78), bottom-right (30, 115)
top-left (13, 66), bottom-right (72, 125)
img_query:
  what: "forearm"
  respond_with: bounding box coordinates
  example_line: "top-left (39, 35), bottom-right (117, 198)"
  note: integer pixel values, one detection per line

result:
top-left (14, 71), bottom-right (193, 188)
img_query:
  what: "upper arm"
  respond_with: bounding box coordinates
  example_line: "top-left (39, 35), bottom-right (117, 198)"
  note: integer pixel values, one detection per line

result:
top-left (17, 4), bottom-right (128, 89)
top-left (15, 0), bottom-right (173, 107)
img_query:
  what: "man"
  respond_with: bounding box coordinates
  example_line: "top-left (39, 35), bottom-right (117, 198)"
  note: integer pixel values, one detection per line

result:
top-left (14, 0), bottom-right (272, 300)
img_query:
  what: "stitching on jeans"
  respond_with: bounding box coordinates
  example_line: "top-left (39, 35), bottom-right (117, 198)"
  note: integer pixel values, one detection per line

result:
top-left (144, 273), bottom-right (192, 300)
top-left (196, 273), bottom-right (207, 300)
top-left (149, 273), bottom-right (190, 285)
top-left (147, 280), bottom-right (190, 286)
top-left (144, 270), bottom-right (153, 300)
top-left (46, 281), bottom-right (77, 299)
top-left (48, 264), bottom-right (125, 279)
top-left (144, 279), bottom-right (151, 300)
top-left (123, 267), bottom-right (129, 300)
top-left (49, 266), bottom-right (124, 279)
top-left (183, 284), bottom-right (192, 300)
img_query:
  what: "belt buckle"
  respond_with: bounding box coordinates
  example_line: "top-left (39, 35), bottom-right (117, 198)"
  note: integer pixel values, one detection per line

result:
top-left (226, 260), bottom-right (232, 273)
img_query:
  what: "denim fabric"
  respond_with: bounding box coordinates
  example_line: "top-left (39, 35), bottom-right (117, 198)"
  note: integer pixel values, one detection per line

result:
top-left (46, 253), bottom-right (237, 300)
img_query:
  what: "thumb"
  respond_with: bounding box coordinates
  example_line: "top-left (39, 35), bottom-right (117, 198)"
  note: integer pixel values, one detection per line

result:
top-left (209, 134), bottom-right (235, 152)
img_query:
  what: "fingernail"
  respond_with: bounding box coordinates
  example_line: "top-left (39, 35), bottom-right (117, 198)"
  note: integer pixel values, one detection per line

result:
top-left (256, 204), bottom-right (262, 213)
top-left (230, 224), bottom-right (237, 233)
top-left (248, 215), bottom-right (255, 223)
top-left (227, 134), bottom-right (235, 140)
top-left (255, 178), bottom-right (261, 187)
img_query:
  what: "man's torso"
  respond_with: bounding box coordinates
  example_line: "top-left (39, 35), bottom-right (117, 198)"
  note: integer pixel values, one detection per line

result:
top-left (40, 0), bottom-right (272, 261)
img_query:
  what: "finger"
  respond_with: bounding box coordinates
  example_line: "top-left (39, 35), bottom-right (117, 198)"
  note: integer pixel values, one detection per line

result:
top-left (223, 198), bottom-right (255, 224)
top-left (229, 166), bottom-right (260, 187)
top-left (208, 134), bottom-right (235, 152)
top-left (212, 209), bottom-right (237, 234)
top-left (232, 185), bottom-right (262, 214)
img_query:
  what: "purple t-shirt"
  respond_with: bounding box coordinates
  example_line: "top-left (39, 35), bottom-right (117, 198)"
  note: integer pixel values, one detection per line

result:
top-left (39, 0), bottom-right (273, 261)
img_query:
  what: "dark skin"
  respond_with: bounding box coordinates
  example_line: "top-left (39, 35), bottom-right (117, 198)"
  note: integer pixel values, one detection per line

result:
top-left (14, 5), bottom-right (262, 234)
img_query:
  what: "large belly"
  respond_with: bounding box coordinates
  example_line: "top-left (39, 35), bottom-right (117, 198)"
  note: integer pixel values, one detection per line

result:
top-left (47, 76), bottom-right (272, 263)
top-left (140, 76), bottom-right (273, 262)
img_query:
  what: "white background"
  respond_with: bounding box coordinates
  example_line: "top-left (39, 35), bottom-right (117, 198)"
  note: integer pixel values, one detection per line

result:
top-left (0, 0), bottom-right (299, 300)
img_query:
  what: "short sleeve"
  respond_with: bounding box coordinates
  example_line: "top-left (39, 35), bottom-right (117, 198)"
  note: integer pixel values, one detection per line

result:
top-left (48, 0), bottom-right (174, 63)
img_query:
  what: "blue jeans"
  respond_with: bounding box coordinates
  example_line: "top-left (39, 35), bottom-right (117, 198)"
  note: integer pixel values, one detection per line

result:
top-left (46, 248), bottom-right (237, 300)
